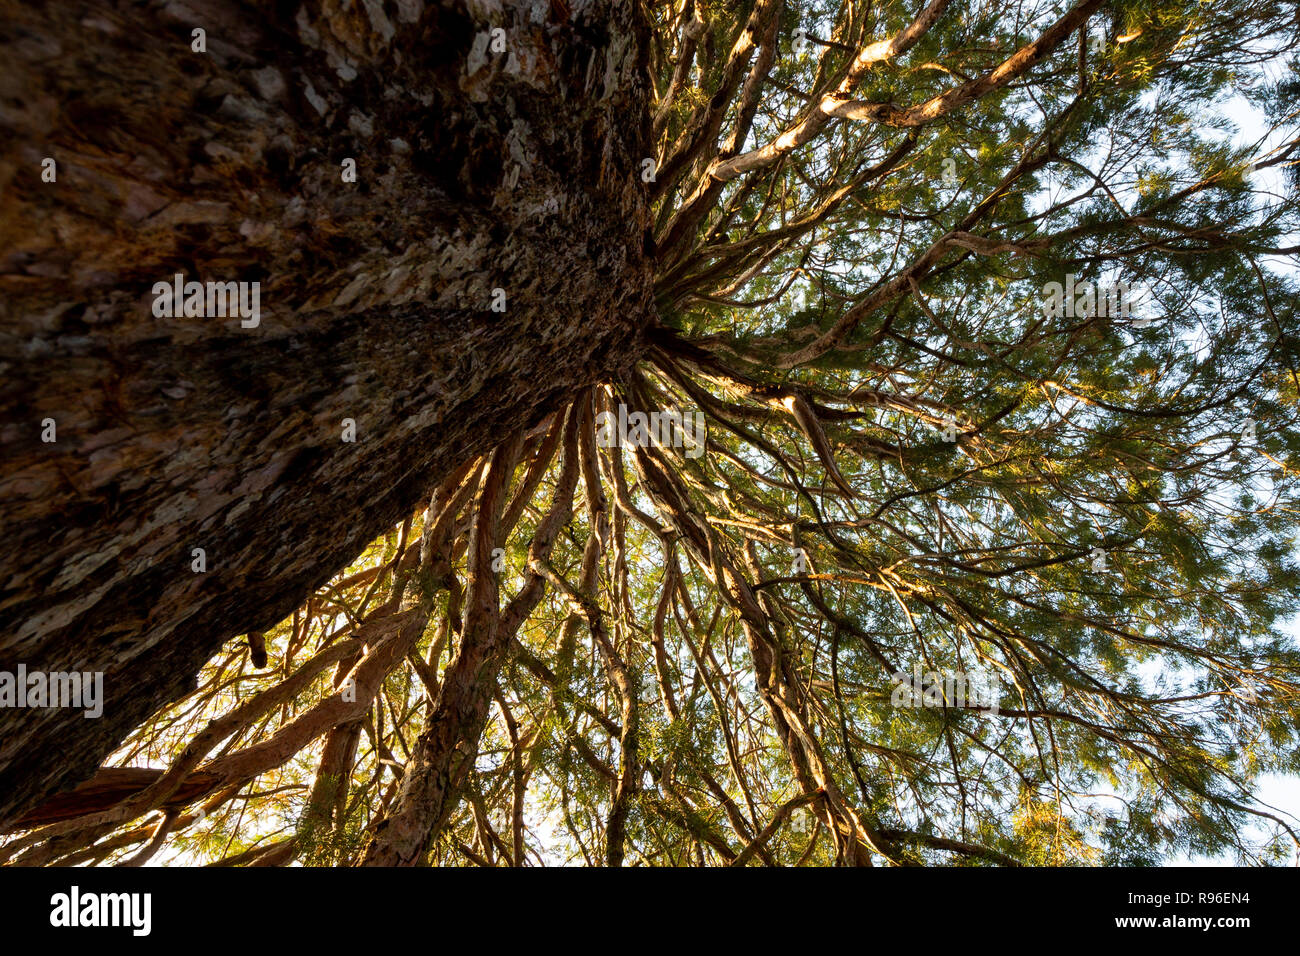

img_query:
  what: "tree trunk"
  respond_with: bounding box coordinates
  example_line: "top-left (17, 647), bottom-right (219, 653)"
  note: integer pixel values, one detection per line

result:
top-left (0, 0), bottom-right (653, 827)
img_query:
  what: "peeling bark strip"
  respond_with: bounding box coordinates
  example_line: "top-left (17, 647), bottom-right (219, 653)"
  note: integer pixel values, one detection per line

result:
top-left (0, 0), bottom-right (654, 826)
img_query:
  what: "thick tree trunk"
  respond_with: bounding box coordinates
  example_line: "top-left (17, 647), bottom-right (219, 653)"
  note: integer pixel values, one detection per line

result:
top-left (0, 0), bottom-right (653, 827)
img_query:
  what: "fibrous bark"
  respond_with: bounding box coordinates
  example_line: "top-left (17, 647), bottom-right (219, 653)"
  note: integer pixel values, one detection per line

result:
top-left (0, 0), bottom-right (654, 826)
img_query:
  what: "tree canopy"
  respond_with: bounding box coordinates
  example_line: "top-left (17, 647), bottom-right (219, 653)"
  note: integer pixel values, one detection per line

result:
top-left (5, 0), bottom-right (1300, 867)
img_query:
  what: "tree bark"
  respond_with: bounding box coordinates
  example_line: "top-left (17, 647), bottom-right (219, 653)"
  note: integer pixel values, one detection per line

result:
top-left (0, 0), bottom-right (654, 827)
top-left (1, 767), bottom-right (220, 832)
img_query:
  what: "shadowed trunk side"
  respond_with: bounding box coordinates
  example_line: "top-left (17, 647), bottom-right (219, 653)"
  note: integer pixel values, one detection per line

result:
top-left (0, 0), bottom-right (654, 827)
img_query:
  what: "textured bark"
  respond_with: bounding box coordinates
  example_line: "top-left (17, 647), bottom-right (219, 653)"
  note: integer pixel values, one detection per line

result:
top-left (1, 767), bottom-right (221, 832)
top-left (0, 0), bottom-right (654, 826)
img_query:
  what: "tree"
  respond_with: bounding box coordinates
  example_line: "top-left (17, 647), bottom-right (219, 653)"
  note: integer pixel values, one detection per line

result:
top-left (3, 0), bottom-right (1300, 866)
top-left (0, 0), bottom-right (653, 824)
